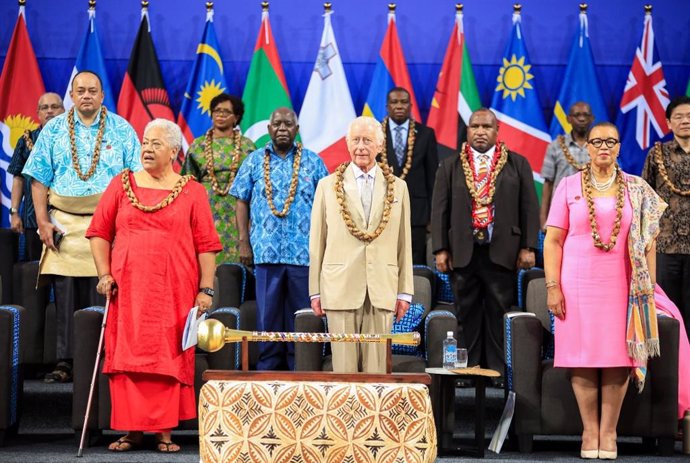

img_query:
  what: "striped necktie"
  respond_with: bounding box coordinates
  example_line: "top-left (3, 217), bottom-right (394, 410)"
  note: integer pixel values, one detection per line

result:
top-left (361, 174), bottom-right (373, 225)
top-left (394, 126), bottom-right (405, 166)
top-left (474, 154), bottom-right (491, 227)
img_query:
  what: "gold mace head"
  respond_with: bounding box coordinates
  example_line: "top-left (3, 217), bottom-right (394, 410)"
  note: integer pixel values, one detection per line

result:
top-left (197, 318), bottom-right (226, 352)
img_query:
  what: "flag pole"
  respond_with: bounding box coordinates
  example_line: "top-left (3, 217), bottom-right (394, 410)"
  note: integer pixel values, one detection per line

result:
top-left (324, 2), bottom-right (331, 13)
top-left (644, 4), bottom-right (652, 15)
top-left (456, 4), bottom-right (463, 13)
top-left (579, 3), bottom-right (587, 13)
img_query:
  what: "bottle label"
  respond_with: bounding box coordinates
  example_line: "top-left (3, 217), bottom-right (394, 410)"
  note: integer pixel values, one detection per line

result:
top-left (444, 346), bottom-right (457, 363)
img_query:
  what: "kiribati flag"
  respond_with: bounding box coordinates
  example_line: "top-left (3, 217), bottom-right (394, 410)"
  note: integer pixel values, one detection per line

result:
top-left (63, 4), bottom-right (116, 113)
top-left (490, 8), bottom-right (550, 179)
top-left (0, 5), bottom-right (44, 227)
top-left (616, 9), bottom-right (669, 175)
top-left (362, 7), bottom-right (421, 122)
top-left (177, 5), bottom-right (227, 151)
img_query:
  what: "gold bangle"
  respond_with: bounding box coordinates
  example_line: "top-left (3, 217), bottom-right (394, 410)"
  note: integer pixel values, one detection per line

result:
top-left (545, 280), bottom-right (559, 288)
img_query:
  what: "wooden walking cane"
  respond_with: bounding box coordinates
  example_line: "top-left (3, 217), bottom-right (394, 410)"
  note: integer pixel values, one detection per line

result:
top-left (76, 295), bottom-right (110, 457)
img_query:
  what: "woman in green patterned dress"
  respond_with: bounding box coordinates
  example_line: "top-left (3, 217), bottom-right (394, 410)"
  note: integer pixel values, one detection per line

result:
top-left (182, 94), bottom-right (256, 264)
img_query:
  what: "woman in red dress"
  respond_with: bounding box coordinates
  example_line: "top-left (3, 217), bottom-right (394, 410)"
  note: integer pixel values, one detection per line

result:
top-left (87, 119), bottom-right (221, 453)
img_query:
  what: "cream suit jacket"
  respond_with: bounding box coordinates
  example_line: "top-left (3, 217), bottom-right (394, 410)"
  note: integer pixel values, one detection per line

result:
top-left (309, 164), bottom-right (414, 310)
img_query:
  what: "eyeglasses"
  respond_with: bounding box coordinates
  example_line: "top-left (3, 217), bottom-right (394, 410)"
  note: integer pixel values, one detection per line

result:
top-left (212, 109), bottom-right (234, 116)
top-left (38, 104), bottom-right (63, 111)
top-left (588, 138), bottom-right (619, 149)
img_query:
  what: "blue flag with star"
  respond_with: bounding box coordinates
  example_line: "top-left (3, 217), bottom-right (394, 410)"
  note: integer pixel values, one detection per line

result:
top-left (178, 10), bottom-right (227, 149)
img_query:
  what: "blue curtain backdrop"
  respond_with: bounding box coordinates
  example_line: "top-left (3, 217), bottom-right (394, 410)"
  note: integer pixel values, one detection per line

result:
top-left (1, 0), bottom-right (688, 124)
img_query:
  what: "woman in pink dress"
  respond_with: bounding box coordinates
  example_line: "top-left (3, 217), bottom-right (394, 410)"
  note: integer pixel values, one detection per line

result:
top-left (544, 122), bottom-right (667, 460)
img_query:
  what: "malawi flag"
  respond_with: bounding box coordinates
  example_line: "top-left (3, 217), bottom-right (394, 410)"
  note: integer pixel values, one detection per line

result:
top-left (117, 5), bottom-right (175, 141)
top-left (299, 6), bottom-right (356, 172)
top-left (63, 4), bottom-right (116, 114)
top-left (549, 6), bottom-right (608, 137)
top-left (240, 4), bottom-right (293, 148)
top-left (0, 4), bottom-right (45, 228)
top-left (362, 6), bottom-right (421, 122)
top-left (427, 5), bottom-right (481, 161)
top-left (178, 4), bottom-right (227, 151)
top-left (490, 7), bottom-right (551, 192)
top-left (615, 8), bottom-right (670, 176)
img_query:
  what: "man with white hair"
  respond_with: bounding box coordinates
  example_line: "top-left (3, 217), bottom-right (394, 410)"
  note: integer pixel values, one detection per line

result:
top-left (309, 116), bottom-right (414, 373)
top-left (9, 92), bottom-right (65, 260)
top-left (23, 70), bottom-right (141, 383)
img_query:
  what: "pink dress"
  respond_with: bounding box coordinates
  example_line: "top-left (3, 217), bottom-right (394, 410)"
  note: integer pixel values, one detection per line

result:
top-left (546, 172), bottom-right (634, 368)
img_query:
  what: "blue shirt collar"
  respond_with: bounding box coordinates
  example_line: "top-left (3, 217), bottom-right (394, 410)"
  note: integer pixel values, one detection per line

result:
top-left (265, 141), bottom-right (297, 158)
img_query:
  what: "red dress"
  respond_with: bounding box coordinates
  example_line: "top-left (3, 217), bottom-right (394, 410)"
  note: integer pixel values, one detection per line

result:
top-left (86, 172), bottom-right (221, 430)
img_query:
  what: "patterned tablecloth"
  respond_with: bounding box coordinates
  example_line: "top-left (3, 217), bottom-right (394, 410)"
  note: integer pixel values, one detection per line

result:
top-left (199, 380), bottom-right (437, 463)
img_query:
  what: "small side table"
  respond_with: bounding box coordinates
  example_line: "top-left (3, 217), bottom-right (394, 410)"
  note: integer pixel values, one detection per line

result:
top-left (425, 366), bottom-right (501, 458)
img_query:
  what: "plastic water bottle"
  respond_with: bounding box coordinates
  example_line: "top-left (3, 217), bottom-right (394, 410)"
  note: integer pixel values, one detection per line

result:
top-left (443, 331), bottom-right (457, 369)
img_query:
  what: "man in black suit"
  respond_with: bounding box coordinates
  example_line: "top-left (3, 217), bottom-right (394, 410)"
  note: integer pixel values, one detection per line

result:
top-left (431, 108), bottom-right (539, 375)
top-left (383, 87), bottom-right (439, 265)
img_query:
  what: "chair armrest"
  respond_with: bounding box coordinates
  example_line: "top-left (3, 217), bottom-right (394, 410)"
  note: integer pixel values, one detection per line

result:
top-left (649, 316), bottom-right (679, 435)
top-left (206, 307), bottom-right (241, 370)
top-left (72, 307), bottom-right (104, 431)
top-left (505, 312), bottom-right (543, 432)
top-left (294, 309), bottom-right (325, 371)
top-left (424, 309), bottom-right (456, 368)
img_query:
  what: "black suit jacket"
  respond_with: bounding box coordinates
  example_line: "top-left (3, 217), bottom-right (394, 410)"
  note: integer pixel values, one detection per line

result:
top-left (430, 149), bottom-right (539, 271)
top-left (385, 120), bottom-right (439, 227)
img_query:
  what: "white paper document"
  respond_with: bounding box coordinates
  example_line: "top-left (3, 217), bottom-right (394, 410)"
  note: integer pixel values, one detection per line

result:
top-left (489, 391), bottom-right (516, 454)
top-left (182, 306), bottom-right (207, 351)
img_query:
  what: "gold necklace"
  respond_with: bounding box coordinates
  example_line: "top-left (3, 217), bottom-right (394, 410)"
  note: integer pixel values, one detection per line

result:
top-left (582, 165), bottom-right (626, 252)
top-left (334, 161), bottom-right (395, 242)
top-left (68, 106), bottom-right (107, 181)
top-left (204, 128), bottom-right (242, 196)
top-left (558, 135), bottom-right (587, 171)
top-left (121, 169), bottom-right (193, 213)
top-left (22, 130), bottom-right (34, 151)
top-left (381, 116), bottom-right (415, 180)
top-left (264, 143), bottom-right (302, 218)
top-left (653, 141), bottom-right (690, 196)
top-left (459, 142), bottom-right (508, 206)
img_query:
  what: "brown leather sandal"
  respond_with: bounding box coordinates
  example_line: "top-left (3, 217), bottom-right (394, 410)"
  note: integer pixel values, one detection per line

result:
top-left (108, 436), bottom-right (142, 452)
top-left (156, 440), bottom-right (181, 453)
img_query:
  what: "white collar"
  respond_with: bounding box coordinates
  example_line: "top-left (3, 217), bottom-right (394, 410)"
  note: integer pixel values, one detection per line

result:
top-left (351, 162), bottom-right (378, 179)
top-left (470, 145), bottom-right (496, 158)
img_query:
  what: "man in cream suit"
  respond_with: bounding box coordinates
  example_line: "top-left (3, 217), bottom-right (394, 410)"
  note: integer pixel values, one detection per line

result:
top-left (309, 116), bottom-right (414, 373)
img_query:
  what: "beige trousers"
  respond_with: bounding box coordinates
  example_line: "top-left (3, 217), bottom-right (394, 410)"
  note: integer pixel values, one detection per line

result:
top-left (325, 295), bottom-right (394, 373)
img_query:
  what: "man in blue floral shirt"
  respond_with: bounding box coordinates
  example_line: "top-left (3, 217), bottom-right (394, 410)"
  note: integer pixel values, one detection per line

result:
top-left (232, 107), bottom-right (328, 371)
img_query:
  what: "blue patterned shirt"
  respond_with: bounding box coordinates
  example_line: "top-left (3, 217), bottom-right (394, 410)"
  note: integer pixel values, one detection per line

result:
top-left (22, 108), bottom-right (141, 196)
top-left (231, 142), bottom-right (328, 266)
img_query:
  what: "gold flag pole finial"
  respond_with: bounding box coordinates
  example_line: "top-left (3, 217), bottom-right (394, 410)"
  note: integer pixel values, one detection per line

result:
top-left (456, 4), bottom-right (463, 13)
top-left (579, 3), bottom-right (587, 13)
top-left (644, 4), bottom-right (652, 14)
top-left (206, 1), bottom-right (213, 12)
top-left (324, 2), bottom-right (332, 12)
top-left (388, 3), bottom-right (396, 13)
top-left (513, 3), bottom-right (522, 14)
top-left (261, 1), bottom-right (269, 12)
top-left (141, 0), bottom-right (149, 10)
top-left (18, 0), bottom-right (26, 6)
top-left (88, 0), bottom-right (96, 10)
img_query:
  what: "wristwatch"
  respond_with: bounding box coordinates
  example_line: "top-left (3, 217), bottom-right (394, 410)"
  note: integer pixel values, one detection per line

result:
top-left (9, 207), bottom-right (18, 215)
top-left (199, 287), bottom-right (215, 297)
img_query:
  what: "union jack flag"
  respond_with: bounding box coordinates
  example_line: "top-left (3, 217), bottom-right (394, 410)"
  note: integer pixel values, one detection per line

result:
top-left (616, 10), bottom-right (670, 175)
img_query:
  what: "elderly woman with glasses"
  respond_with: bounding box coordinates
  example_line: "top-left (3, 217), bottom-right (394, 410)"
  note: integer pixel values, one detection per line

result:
top-left (86, 119), bottom-right (221, 453)
top-left (182, 93), bottom-right (256, 264)
top-left (543, 122), bottom-right (668, 460)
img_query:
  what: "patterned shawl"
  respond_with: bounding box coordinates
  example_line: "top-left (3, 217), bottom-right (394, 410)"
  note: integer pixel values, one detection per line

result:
top-left (624, 174), bottom-right (667, 391)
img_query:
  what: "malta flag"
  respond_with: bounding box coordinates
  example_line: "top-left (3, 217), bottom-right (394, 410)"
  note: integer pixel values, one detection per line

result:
top-left (427, 5), bottom-right (481, 161)
top-left (615, 8), bottom-right (670, 176)
top-left (63, 3), bottom-right (116, 114)
top-left (490, 7), bottom-right (550, 190)
top-left (299, 7), bottom-right (355, 172)
top-left (117, 5), bottom-right (175, 141)
top-left (549, 6), bottom-right (608, 137)
top-left (178, 4), bottom-right (228, 151)
top-left (362, 6), bottom-right (421, 122)
top-left (240, 4), bottom-right (293, 148)
top-left (0, 4), bottom-right (44, 227)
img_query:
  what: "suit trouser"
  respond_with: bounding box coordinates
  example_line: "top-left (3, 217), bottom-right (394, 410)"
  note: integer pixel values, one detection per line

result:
top-left (657, 253), bottom-right (690, 341)
top-left (255, 264), bottom-right (310, 371)
top-left (54, 275), bottom-right (103, 360)
top-left (325, 294), bottom-right (394, 373)
top-left (451, 245), bottom-right (514, 373)
top-left (411, 226), bottom-right (428, 266)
